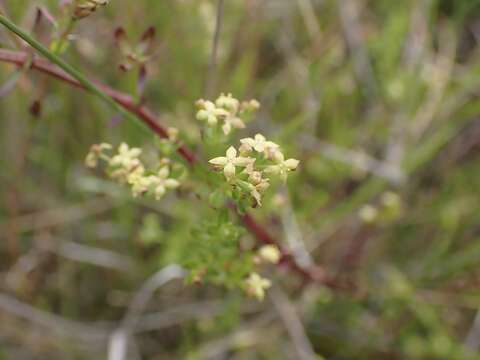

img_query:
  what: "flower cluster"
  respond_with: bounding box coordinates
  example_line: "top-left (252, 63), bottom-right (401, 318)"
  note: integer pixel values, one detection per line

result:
top-left (73, 0), bottom-right (108, 19)
top-left (242, 245), bottom-right (281, 300)
top-left (196, 93), bottom-right (260, 135)
top-left (209, 133), bottom-right (299, 206)
top-left (85, 142), bottom-right (180, 200)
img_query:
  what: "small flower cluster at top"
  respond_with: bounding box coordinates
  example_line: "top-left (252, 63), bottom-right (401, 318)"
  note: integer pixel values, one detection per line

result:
top-left (73, 0), bottom-right (108, 19)
top-left (196, 93), bottom-right (260, 135)
top-left (85, 142), bottom-right (180, 200)
top-left (208, 133), bottom-right (299, 207)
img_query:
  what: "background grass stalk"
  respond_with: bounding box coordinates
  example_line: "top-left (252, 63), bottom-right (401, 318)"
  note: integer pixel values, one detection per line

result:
top-left (0, 14), bottom-right (148, 133)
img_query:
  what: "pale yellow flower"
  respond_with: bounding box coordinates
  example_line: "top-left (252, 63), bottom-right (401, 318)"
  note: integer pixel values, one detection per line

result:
top-left (246, 171), bottom-right (269, 206)
top-left (240, 134), bottom-right (279, 154)
top-left (215, 93), bottom-right (240, 113)
top-left (85, 143), bottom-right (112, 168)
top-left (248, 171), bottom-right (263, 185)
top-left (209, 146), bottom-right (253, 181)
top-left (244, 273), bottom-right (272, 301)
top-left (264, 152), bottom-right (299, 181)
top-left (131, 175), bottom-right (156, 197)
top-left (196, 101), bottom-right (228, 126)
top-left (248, 182), bottom-right (269, 206)
top-left (381, 191), bottom-right (401, 209)
top-left (241, 99), bottom-right (260, 112)
top-left (167, 127), bottom-right (179, 141)
top-left (358, 204), bottom-right (378, 223)
top-left (222, 116), bottom-right (245, 135)
top-left (110, 143), bottom-right (142, 170)
top-left (258, 245), bottom-right (281, 264)
top-left (153, 167), bottom-right (180, 200)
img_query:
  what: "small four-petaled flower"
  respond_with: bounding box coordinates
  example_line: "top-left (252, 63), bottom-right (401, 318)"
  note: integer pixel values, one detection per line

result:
top-left (110, 143), bottom-right (142, 170)
top-left (265, 152), bottom-right (300, 181)
top-left (244, 272), bottom-right (272, 301)
top-left (240, 134), bottom-right (279, 157)
top-left (209, 146), bottom-right (253, 181)
top-left (196, 100), bottom-right (229, 126)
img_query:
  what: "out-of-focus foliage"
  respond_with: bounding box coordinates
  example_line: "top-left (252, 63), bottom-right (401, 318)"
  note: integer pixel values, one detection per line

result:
top-left (1, 0), bottom-right (480, 359)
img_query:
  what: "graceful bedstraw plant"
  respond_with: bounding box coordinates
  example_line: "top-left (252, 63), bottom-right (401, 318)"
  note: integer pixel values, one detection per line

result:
top-left (85, 94), bottom-right (296, 300)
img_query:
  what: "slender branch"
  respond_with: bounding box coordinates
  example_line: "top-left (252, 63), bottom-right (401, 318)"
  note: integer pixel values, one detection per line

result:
top-left (338, 0), bottom-right (378, 98)
top-left (0, 292), bottom-right (111, 343)
top-left (108, 265), bottom-right (186, 360)
top-left (0, 48), bottom-right (196, 164)
top-left (0, 49), bottom-right (336, 287)
top-left (270, 286), bottom-right (317, 360)
top-left (242, 213), bottom-right (339, 288)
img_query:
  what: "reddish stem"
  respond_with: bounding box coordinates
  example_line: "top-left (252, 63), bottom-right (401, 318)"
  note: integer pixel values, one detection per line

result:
top-left (0, 48), bottom-right (338, 288)
top-left (0, 49), bottom-right (196, 165)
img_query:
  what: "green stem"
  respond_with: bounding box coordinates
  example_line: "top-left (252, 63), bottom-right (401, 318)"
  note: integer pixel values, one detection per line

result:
top-left (51, 17), bottom-right (76, 55)
top-left (0, 14), bottom-right (148, 133)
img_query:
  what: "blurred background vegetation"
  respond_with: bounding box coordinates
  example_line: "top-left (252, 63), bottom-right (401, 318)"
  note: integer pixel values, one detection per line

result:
top-left (1, 0), bottom-right (480, 359)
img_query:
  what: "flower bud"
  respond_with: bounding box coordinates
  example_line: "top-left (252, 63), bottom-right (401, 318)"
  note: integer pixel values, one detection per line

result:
top-left (216, 93), bottom-right (239, 112)
top-left (239, 142), bottom-right (253, 155)
top-left (258, 245), bottom-right (281, 264)
top-left (248, 171), bottom-right (262, 185)
top-left (167, 127), bottom-right (179, 141)
top-left (359, 204), bottom-right (378, 224)
top-left (73, 0), bottom-right (108, 20)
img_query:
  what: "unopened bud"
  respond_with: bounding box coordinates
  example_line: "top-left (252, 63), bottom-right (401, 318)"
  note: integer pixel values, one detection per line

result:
top-left (73, 0), bottom-right (108, 20)
top-left (258, 245), bottom-right (281, 264)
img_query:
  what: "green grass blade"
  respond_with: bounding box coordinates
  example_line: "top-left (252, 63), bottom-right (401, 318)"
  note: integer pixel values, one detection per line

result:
top-left (0, 14), bottom-right (148, 133)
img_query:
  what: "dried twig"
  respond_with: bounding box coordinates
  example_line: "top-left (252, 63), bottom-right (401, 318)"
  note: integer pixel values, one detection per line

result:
top-left (296, 0), bottom-right (322, 40)
top-left (270, 286), bottom-right (317, 360)
top-left (41, 240), bottom-right (136, 272)
top-left (0, 198), bottom-right (115, 236)
top-left (301, 134), bottom-right (406, 184)
top-left (281, 188), bottom-right (314, 268)
top-left (0, 292), bottom-right (111, 343)
top-left (195, 311), bottom-right (277, 359)
top-left (465, 310), bottom-right (480, 351)
top-left (108, 264), bottom-right (186, 360)
top-left (338, 0), bottom-right (378, 98)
